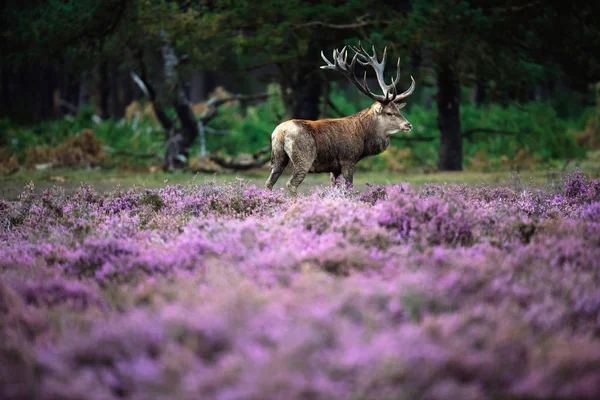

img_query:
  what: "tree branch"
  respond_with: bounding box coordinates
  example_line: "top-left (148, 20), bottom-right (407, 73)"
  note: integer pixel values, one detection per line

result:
top-left (493, 0), bottom-right (549, 13)
top-left (130, 49), bottom-right (174, 132)
top-left (391, 135), bottom-right (436, 142)
top-left (293, 13), bottom-right (380, 30)
top-left (293, 21), bottom-right (370, 30)
top-left (211, 92), bottom-right (272, 107)
top-left (199, 92), bottom-right (271, 124)
top-left (205, 127), bottom-right (234, 135)
top-left (463, 128), bottom-right (524, 139)
top-left (54, 0), bottom-right (129, 57)
top-left (327, 98), bottom-right (345, 117)
top-left (58, 99), bottom-right (78, 114)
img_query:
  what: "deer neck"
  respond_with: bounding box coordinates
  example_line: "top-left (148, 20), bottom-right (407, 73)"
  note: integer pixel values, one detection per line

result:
top-left (354, 107), bottom-right (390, 157)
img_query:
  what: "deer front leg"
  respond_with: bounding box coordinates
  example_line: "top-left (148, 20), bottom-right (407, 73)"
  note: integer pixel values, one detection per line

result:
top-left (341, 164), bottom-right (354, 188)
top-left (330, 172), bottom-right (341, 186)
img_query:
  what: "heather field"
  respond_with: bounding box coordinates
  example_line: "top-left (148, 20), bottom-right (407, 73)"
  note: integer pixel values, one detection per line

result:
top-left (1, 170), bottom-right (599, 400)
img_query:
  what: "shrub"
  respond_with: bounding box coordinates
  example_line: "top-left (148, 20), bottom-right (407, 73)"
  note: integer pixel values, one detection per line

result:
top-left (1, 172), bottom-right (600, 398)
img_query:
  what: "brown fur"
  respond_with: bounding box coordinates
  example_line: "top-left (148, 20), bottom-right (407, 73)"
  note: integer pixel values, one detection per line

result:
top-left (265, 101), bottom-right (412, 195)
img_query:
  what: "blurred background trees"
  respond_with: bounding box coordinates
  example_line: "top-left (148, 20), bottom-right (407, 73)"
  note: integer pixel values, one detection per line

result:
top-left (1, 0), bottom-right (599, 172)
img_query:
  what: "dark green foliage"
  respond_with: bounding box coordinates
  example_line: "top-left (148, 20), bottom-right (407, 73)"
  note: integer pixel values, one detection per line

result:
top-left (1, 0), bottom-right (598, 171)
top-left (2, 84), bottom-right (593, 172)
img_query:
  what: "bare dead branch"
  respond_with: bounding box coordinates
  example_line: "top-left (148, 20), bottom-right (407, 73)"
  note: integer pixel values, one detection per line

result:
top-left (130, 72), bottom-right (149, 98)
top-left (206, 145), bottom-right (272, 171)
top-left (208, 154), bottom-right (271, 171)
top-left (198, 121), bottom-right (207, 161)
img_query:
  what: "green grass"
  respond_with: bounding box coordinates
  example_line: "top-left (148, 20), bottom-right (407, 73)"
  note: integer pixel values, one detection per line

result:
top-left (2, 164), bottom-right (597, 201)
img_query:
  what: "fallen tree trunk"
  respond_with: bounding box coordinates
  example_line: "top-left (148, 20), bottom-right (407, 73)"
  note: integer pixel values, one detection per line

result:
top-left (208, 146), bottom-right (271, 171)
top-left (208, 155), bottom-right (271, 171)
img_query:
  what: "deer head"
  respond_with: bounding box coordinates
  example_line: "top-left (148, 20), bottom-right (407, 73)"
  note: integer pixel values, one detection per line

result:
top-left (320, 42), bottom-right (415, 136)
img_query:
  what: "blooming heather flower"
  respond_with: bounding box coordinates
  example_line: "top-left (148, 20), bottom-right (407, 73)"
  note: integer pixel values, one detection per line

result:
top-left (1, 173), bottom-right (599, 399)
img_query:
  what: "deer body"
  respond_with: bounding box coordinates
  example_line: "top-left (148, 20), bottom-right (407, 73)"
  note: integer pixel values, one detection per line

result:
top-left (266, 43), bottom-right (415, 195)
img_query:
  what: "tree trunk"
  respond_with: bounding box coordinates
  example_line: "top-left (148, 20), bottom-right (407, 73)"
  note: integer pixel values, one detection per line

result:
top-left (122, 71), bottom-right (134, 109)
top-left (436, 62), bottom-right (462, 171)
top-left (278, 63), bottom-right (322, 121)
top-left (161, 41), bottom-right (199, 171)
top-left (62, 65), bottom-right (80, 115)
top-left (474, 80), bottom-right (486, 107)
top-left (109, 64), bottom-right (125, 119)
top-left (34, 62), bottom-right (56, 123)
top-left (0, 66), bottom-right (11, 120)
top-left (95, 63), bottom-right (110, 119)
top-left (78, 70), bottom-right (92, 109)
top-left (190, 72), bottom-right (207, 103)
top-left (291, 65), bottom-right (321, 120)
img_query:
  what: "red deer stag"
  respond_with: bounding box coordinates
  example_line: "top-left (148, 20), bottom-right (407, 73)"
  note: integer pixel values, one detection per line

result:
top-left (265, 42), bottom-right (415, 195)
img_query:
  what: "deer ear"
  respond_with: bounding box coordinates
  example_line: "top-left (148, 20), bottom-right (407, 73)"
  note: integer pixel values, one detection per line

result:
top-left (374, 103), bottom-right (383, 114)
top-left (397, 102), bottom-right (407, 110)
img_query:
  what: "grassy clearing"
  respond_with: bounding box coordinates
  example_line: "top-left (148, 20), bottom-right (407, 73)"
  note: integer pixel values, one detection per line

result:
top-left (1, 164), bottom-right (598, 201)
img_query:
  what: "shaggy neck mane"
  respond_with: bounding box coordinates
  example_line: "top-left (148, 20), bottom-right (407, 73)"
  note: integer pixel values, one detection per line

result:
top-left (348, 106), bottom-right (389, 158)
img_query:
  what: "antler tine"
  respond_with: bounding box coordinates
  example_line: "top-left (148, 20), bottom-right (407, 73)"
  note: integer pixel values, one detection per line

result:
top-left (387, 83), bottom-right (398, 102)
top-left (349, 51), bottom-right (358, 70)
top-left (368, 45), bottom-right (396, 101)
top-left (363, 71), bottom-right (370, 95)
top-left (320, 50), bottom-right (335, 70)
top-left (381, 46), bottom-right (388, 69)
top-left (338, 47), bottom-right (351, 70)
top-left (350, 43), bottom-right (368, 66)
top-left (347, 42), bottom-right (400, 102)
top-left (390, 57), bottom-right (402, 88)
top-left (320, 43), bottom-right (416, 104)
top-left (394, 76), bottom-right (416, 101)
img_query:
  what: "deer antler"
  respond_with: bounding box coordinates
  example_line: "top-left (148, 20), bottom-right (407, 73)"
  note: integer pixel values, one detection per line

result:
top-left (321, 42), bottom-right (415, 104)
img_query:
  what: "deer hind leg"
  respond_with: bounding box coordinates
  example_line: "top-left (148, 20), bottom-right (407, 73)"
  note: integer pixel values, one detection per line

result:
top-left (265, 148), bottom-right (289, 190)
top-left (286, 146), bottom-right (315, 196)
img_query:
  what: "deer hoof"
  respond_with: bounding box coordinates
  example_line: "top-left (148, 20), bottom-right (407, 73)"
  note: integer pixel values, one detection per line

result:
top-left (286, 182), bottom-right (297, 196)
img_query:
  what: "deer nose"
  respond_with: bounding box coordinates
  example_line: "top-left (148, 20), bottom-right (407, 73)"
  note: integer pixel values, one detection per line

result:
top-left (407, 124), bottom-right (412, 130)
